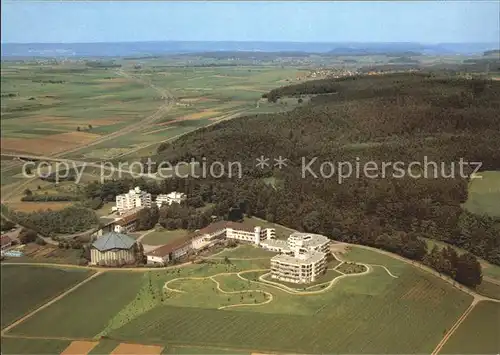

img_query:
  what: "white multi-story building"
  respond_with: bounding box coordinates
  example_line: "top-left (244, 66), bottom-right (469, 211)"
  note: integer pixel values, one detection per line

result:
top-left (264, 232), bottom-right (330, 284)
top-left (155, 192), bottom-right (187, 208)
top-left (115, 187), bottom-right (151, 214)
top-left (287, 232), bottom-right (330, 254)
top-left (270, 249), bottom-right (327, 284)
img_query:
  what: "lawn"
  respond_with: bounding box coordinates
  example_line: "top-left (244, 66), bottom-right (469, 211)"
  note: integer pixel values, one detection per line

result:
top-left (342, 245), bottom-right (409, 275)
top-left (0, 337), bottom-right (71, 354)
top-left (109, 257), bottom-right (473, 354)
top-left (463, 170), bottom-right (500, 218)
top-left (140, 229), bottom-right (189, 246)
top-left (439, 301), bottom-right (500, 354)
top-left (8, 272), bottom-right (144, 338)
top-left (260, 268), bottom-right (343, 290)
top-left (0, 265), bottom-right (93, 329)
top-left (213, 244), bottom-right (277, 259)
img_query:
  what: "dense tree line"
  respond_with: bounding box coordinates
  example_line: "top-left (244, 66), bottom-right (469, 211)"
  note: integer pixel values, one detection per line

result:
top-left (0, 216), bottom-right (16, 232)
top-left (10, 206), bottom-right (100, 237)
top-left (21, 195), bottom-right (79, 202)
top-left (146, 73), bottom-right (499, 288)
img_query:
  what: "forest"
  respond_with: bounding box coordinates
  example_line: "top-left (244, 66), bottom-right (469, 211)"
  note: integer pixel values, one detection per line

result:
top-left (149, 73), bottom-right (499, 287)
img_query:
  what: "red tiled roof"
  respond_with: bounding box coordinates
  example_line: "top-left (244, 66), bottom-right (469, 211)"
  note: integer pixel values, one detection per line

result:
top-left (225, 221), bottom-right (256, 233)
top-left (1, 235), bottom-right (12, 246)
top-left (146, 221), bottom-right (261, 257)
top-left (116, 212), bottom-right (139, 226)
top-left (146, 235), bottom-right (192, 257)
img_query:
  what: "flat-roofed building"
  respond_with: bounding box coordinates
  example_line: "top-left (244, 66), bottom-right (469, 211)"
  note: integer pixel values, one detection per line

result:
top-left (270, 249), bottom-right (327, 284)
top-left (116, 187), bottom-right (152, 214)
top-left (287, 232), bottom-right (330, 254)
top-left (155, 192), bottom-right (187, 208)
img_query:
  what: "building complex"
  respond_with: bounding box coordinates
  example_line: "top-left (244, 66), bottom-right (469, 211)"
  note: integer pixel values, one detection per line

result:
top-left (144, 221), bottom-right (330, 284)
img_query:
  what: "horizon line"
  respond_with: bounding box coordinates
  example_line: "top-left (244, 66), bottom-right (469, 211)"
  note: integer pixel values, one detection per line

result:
top-left (1, 40), bottom-right (498, 45)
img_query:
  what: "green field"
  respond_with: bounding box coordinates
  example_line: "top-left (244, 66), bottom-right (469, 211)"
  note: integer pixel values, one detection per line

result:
top-left (0, 265), bottom-right (93, 329)
top-left (0, 337), bottom-right (71, 354)
top-left (1, 245), bottom-right (478, 354)
top-left (463, 171), bottom-right (500, 218)
top-left (108, 254), bottom-right (472, 353)
top-left (440, 301), bottom-right (500, 354)
top-left (8, 272), bottom-right (144, 338)
top-left (140, 228), bottom-right (190, 245)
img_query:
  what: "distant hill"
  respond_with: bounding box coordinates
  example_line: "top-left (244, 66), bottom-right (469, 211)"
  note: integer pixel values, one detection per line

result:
top-left (1, 41), bottom-right (498, 58)
top-left (483, 49), bottom-right (500, 56)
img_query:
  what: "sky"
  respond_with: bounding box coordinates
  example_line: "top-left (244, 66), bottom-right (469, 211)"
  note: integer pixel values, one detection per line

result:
top-left (1, 1), bottom-right (499, 44)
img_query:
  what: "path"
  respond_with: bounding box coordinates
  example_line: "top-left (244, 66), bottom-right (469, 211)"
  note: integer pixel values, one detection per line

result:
top-left (1, 261), bottom-right (193, 272)
top-left (431, 299), bottom-right (479, 355)
top-left (136, 229), bottom-right (157, 243)
top-left (1, 272), bottom-right (102, 335)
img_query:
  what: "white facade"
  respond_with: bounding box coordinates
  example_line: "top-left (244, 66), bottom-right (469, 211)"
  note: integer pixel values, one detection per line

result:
top-left (116, 187), bottom-right (152, 214)
top-left (90, 248), bottom-right (135, 266)
top-left (156, 192), bottom-right (187, 208)
top-left (270, 249), bottom-right (327, 284)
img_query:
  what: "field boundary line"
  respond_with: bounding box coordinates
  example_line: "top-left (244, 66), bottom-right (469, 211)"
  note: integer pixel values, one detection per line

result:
top-left (431, 299), bottom-right (478, 355)
top-left (1, 271), bottom-right (103, 335)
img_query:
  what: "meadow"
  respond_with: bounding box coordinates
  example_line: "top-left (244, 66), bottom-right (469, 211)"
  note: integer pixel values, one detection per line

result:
top-left (0, 265), bottom-right (93, 329)
top-left (462, 171), bottom-right (500, 218)
top-left (108, 247), bottom-right (472, 354)
top-left (139, 228), bottom-right (190, 246)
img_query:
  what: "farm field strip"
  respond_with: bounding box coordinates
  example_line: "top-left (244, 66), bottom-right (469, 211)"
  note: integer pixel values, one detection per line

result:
top-left (2, 271), bottom-right (101, 334)
top-left (0, 265), bottom-right (94, 330)
top-left (437, 301), bottom-right (500, 354)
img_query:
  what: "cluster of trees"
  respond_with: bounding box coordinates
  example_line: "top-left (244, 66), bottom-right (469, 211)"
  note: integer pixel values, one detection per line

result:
top-left (10, 206), bottom-right (100, 237)
top-left (0, 216), bottom-right (16, 232)
top-left (21, 194), bottom-right (79, 202)
top-left (136, 207), bottom-right (160, 231)
top-left (148, 73), bottom-right (499, 288)
top-left (158, 203), bottom-right (214, 231)
top-left (84, 61), bottom-right (121, 68)
top-left (32, 79), bottom-right (65, 84)
top-left (1, 92), bottom-right (18, 98)
top-left (423, 246), bottom-right (483, 288)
